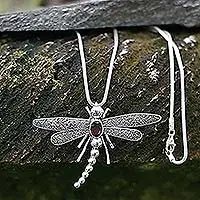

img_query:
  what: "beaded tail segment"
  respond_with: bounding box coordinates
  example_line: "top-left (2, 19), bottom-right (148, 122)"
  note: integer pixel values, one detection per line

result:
top-left (74, 139), bottom-right (101, 188)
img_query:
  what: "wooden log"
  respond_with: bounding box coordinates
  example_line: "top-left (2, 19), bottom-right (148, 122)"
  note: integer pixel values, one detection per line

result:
top-left (0, 29), bottom-right (199, 165)
top-left (0, 2), bottom-right (200, 199)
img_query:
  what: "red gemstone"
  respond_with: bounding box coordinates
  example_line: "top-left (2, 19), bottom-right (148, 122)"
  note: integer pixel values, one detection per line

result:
top-left (90, 121), bottom-right (102, 137)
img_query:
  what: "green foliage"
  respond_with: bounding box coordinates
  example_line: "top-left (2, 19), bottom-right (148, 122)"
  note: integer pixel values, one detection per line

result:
top-left (0, 161), bottom-right (199, 200)
top-left (0, 0), bottom-right (43, 13)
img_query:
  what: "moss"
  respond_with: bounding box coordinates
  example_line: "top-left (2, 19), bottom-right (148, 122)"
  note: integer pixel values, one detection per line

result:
top-left (0, 30), bottom-right (199, 165)
top-left (184, 33), bottom-right (200, 159)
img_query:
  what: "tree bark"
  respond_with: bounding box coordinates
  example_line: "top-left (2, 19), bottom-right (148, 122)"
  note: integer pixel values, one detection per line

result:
top-left (1, 0), bottom-right (200, 31)
top-left (0, 29), bottom-right (199, 165)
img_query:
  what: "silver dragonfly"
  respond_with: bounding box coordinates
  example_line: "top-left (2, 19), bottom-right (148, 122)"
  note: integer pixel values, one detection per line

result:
top-left (33, 103), bottom-right (161, 188)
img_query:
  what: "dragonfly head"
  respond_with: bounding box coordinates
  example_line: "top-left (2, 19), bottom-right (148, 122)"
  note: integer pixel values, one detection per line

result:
top-left (90, 104), bottom-right (104, 119)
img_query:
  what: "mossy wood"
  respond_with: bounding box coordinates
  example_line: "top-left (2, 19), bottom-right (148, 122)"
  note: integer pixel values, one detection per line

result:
top-left (0, 29), bottom-right (199, 165)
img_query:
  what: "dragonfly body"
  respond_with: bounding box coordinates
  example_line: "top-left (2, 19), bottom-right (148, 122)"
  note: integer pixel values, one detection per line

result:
top-left (88, 104), bottom-right (105, 138)
top-left (33, 103), bottom-right (161, 188)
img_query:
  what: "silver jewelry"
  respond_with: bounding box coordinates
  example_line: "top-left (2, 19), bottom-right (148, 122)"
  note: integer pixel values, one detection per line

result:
top-left (33, 29), bottom-right (162, 188)
top-left (152, 27), bottom-right (188, 165)
top-left (76, 29), bottom-right (119, 107)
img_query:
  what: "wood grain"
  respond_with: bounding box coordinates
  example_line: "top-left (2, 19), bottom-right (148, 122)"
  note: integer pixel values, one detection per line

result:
top-left (0, 29), bottom-right (199, 165)
top-left (1, 0), bottom-right (200, 31)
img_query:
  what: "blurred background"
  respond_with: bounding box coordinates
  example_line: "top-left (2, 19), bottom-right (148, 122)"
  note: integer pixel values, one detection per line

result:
top-left (0, 0), bottom-right (76, 13)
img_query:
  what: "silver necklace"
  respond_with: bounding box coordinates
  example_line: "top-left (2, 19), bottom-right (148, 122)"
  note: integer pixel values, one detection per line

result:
top-left (32, 29), bottom-right (163, 189)
top-left (76, 29), bottom-right (119, 107)
top-left (152, 27), bottom-right (188, 164)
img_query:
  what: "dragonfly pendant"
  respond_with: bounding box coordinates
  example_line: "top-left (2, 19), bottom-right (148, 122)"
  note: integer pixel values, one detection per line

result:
top-left (33, 103), bottom-right (161, 188)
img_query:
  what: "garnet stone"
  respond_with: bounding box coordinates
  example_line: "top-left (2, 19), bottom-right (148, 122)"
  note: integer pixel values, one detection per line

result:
top-left (90, 121), bottom-right (103, 137)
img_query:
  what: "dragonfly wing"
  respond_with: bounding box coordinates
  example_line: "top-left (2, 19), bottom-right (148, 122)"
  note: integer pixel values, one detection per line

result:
top-left (51, 131), bottom-right (86, 146)
top-left (33, 117), bottom-right (89, 144)
top-left (104, 127), bottom-right (143, 141)
top-left (33, 117), bottom-right (89, 132)
top-left (103, 113), bottom-right (161, 128)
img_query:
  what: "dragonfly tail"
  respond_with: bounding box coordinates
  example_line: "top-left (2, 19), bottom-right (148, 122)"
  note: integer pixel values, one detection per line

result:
top-left (73, 147), bottom-right (99, 189)
top-left (73, 138), bottom-right (102, 189)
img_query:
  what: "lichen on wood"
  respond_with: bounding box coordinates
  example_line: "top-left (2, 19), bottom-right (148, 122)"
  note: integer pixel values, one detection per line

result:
top-left (0, 29), bottom-right (199, 166)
